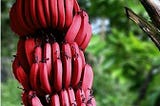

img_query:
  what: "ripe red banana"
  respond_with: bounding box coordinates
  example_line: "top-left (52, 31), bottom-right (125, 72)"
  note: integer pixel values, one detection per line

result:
top-left (29, 60), bottom-right (40, 90)
top-left (51, 42), bottom-right (62, 91)
top-left (57, 0), bottom-right (65, 30)
top-left (65, 0), bottom-right (74, 29)
top-left (61, 43), bottom-right (72, 88)
top-left (76, 88), bottom-right (86, 106)
top-left (75, 11), bottom-right (89, 47)
top-left (10, 3), bottom-right (24, 36)
top-left (29, 0), bottom-right (40, 29)
top-left (24, 0), bottom-right (35, 31)
top-left (60, 89), bottom-right (70, 106)
top-left (43, 41), bottom-right (52, 78)
top-left (43, 0), bottom-right (51, 26)
top-left (39, 60), bottom-right (52, 94)
top-left (53, 59), bottom-right (63, 92)
top-left (67, 87), bottom-right (77, 106)
top-left (17, 38), bottom-right (30, 73)
top-left (70, 42), bottom-right (83, 87)
top-left (80, 23), bottom-right (92, 50)
top-left (50, 94), bottom-right (60, 106)
top-left (16, 65), bottom-right (30, 90)
top-left (86, 97), bottom-right (96, 106)
top-left (49, 0), bottom-right (58, 28)
top-left (16, 0), bottom-right (33, 34)
top-left (31, 96), bottom-right (43, 106)
top-left (85, 89), bottom-right (96, 106)
top-left (52, 42), bottom-right (61, 62)
top-left (79, 49), bottom-right (86, 67)
top-left (65, 13), bottom-right (82, 43)
top-left (21, 91), bottom-right (30, 106)
top-left (81, 64), bottom-right (93, 91)
top-left (28, 91), bottom-right (43, 106)
top-left (34, 45), bottom-right (42, 63)
top-left (25, 37), bottom-right (36, 67)
top-left (36, 0), bottom-right (47, 28)
top-left (12, 56), bottom-right (19, 80)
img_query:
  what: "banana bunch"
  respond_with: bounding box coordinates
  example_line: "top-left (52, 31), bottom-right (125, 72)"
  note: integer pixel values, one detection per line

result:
top-left (21, 87), bottom-right (95, 106)
top-left (10, 0), bottom-right (95, 105)
top-left (10, 0), bottom-right (92, 50)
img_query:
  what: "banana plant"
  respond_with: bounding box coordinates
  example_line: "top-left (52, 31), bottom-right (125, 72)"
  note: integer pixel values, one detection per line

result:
top-left (125, 0), bottom-right (160, 51)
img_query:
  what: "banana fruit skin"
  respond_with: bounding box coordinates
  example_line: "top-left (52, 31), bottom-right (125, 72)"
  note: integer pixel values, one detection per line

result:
top-left (11, 0), bottom-right (96, 105)
top-left (62, 43), bottom-right (72, 88)
top-left (81, 64), bottom-right (94, 91)
top-left (29, 61), bottom-right (39, 91)
top-left (76, 88), bottom-right (86, 106)
top-left (25, 37), bottom-right (35, 67)
top-left (60, 89), bottom-right (70, 106)
top-left (67, 87), bottom-right (77, 106)
top-left (17, 38), bottom-right (30, 73)
top-left (39, 60), bottom-right (52, 94)
top-left (15, 65), bottom-right (30, 90)
top-left (65, 13), bottom-right (82, 43)
top-left (57, 0), bottom-right (66, 30)
top-left (50, 93), bottom-right (60, 106)
top-left (70, 42), bottom-right (83, 88)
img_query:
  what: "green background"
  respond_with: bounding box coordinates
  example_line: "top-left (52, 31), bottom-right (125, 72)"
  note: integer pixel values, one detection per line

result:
top-left (1, 0), bottom-right (160, 106)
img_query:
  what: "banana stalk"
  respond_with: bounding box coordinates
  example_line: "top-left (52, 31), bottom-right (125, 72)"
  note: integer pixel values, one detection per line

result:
top-left (125, 7), bottom-right (160, 50)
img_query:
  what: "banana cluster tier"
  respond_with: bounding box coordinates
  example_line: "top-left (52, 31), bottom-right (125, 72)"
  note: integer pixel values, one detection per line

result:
top-left (10, 0), bottom-right (96, 106)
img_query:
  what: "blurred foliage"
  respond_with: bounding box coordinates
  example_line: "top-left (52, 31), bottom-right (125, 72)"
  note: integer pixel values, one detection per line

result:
top-left (86, 29), bottom-right (160, 106)
top-left (1, 0), bottom-right (160, 106)
top-left (1, 79), bottom-right (21, 106)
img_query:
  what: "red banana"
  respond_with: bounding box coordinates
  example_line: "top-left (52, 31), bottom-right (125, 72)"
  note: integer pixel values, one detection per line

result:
top-left (39, 60), bottom-right (52, 94)
top-left (25, 37), bottom-right (36, 67)
top-left (65, 13), bottom-right (82, 43)
top-left (24, 0), bottom-right (35, 31)
top-left (85, 89), bottom-right (96, 106)
top-left (10, 3), bottom-right (24, 36)
top-left (43, 41), bottom-right (52, 78)
top-left (81, 64), bottom-right (94, 91)
top-left (86, 97), bottom-right (96, 106)
top-left (60, 89), bottom-right (70, 106)
top-left (67, 87), bottom-right (77, 106)
top-left (30, 0), bottom-right (40, 29)
top-left (51, 42), bottom-right (62, 91)
top-left (17, 38), bottom-right (30, 73)
top-left (16, 65), bottom-right (30, 90)
top-left (43, 0), bottom-right (51, 26)
top-left (53, 59), bottom-right (63, 92)
top-left (61, 43), bottom-right (72, 88)
top-left (75, 11), bottom-right (89, 47)
top-left (50, 94), bottom-right (60, 106)
top-left (57, 0), bottom-right (65, 30)
top-left (28, 91), bottom-right (43, 106)
top-left (21, 91), bottom-right (30, 106)
top-left (65, 0), bottom-right (74, 29)
top-left (12, 56), bottom-right (19, 80)
top-left (36, 0), bottom-right (47, 28)
top-left (29, 59), bottom-right (40, 90)
top-left (16, 0), bottom-right (33, 34)
top-left (79, 50), bottom-right (86, 67)
top-left (31, 96), bottom-right (43, 106)
top-left (70, 42), bottom-right (83, 87)
top-left (52, 42), bottom-right (61, 63)
top-left (49, 0), bottom-right (58, 28)
top-left (34, 45), bottom-right (42, 63)
top-left (80, 23), bottom-right (92, 50)
top-left (76, 88), bottom-right (86, 106)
